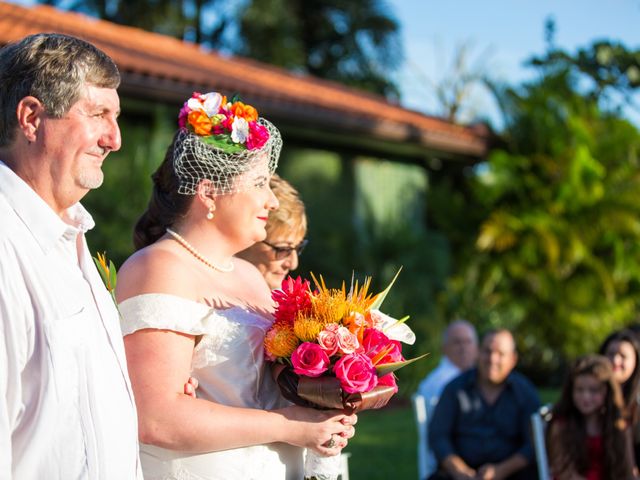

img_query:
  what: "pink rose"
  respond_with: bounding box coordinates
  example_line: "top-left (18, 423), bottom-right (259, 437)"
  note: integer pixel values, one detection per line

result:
top-left (333, 353), bottom-right (378, 394)
top-left (317, 323), bottom-right (340, 356)
top-left (377, 373), bottom-right (398, 394)
top-left (336, 326), bottom-right (360, 354)
top-left (362, 328), bottom-right (403, 364)
top-left (291, 342), bottom-right (330, 377)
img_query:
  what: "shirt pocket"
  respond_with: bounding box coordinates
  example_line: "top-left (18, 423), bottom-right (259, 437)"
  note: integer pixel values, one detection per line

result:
top-left (43, 306), bottom-right (93, 476)
top-left (43, 305), bottom-right (92, 399)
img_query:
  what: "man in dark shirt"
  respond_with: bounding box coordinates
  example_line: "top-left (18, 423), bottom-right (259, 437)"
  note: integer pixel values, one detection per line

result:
top-left (428, 329), bottom-right (540, 480)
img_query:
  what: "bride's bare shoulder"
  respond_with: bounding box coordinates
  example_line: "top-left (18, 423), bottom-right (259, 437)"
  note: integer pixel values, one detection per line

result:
top-left (116, 241), bottom-right (197, 300)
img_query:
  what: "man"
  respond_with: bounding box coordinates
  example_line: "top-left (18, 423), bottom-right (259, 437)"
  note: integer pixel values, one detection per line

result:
top-left (429, 329), bottom-right (540, 480)
top-left (417, 320), bottom-right (478, 477)
top-left (0, 33), bottom-right (140, 479)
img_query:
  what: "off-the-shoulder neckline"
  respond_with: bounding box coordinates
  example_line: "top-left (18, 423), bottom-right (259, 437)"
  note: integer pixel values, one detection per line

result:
top-left (118, 292), bottom-right (251, 314)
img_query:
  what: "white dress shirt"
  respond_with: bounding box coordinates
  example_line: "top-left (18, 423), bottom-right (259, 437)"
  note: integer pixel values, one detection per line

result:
top-left (0, 161), bottom-right (141, 479)
top-left (417, 356), bottom-right (462, 477)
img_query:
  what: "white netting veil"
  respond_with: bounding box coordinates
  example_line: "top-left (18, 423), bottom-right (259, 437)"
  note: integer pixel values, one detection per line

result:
top-left (173, 117), bottom-right (282, 196)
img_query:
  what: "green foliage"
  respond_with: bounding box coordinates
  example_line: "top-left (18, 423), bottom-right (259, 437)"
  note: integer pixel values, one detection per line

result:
top-left (38, 0), bottom-right (229, 45)
top-left (430, 41), bottom-right (640, 382)
top-left (237, 0), bottom-right (403, 98)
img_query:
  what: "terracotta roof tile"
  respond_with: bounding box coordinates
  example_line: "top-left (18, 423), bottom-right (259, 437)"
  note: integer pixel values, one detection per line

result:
top-left (0, 1), bottom-right (492, 160)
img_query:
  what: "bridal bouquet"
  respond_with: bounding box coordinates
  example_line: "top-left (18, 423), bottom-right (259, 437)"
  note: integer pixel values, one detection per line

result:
top-left (264, 270), bottom-right (425, 480)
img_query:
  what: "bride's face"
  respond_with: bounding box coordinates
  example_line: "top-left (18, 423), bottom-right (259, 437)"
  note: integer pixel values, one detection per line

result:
top-left (214, 161), bottom-right (279, 251)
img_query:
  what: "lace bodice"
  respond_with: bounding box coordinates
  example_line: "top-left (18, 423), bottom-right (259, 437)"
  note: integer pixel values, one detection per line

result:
top-left (119, 294), bottom-right (302, 480)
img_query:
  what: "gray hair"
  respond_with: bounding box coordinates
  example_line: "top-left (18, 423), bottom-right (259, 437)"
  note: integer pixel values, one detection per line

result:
top-left (0, 33), bottom-right (120, 147)
top-left (442, 319), bottom-right (478, 345)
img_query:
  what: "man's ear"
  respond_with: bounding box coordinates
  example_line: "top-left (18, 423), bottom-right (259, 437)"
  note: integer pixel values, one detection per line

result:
top-left (16, 96), bottom-right (45, 143)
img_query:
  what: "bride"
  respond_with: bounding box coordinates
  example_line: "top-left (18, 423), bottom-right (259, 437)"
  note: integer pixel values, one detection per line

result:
top-left (116, 92), bottom-right (356, 480)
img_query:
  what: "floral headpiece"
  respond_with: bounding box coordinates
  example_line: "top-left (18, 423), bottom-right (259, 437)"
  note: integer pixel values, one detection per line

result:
top-left (173, 91), bottom-right (281, 195)
top-left (179, 92), bottom-right (270, 152)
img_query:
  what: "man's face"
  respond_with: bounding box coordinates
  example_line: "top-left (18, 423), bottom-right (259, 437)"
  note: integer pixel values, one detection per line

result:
top-left (477, 332), bottom-right (517, 385)
top-left (444, 325), bottom-right (478, 370)
top-left (41, 84), bottom-right (121, 202)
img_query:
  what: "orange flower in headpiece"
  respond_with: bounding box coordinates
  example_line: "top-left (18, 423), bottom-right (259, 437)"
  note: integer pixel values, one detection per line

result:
top-left (188, 110), bottom-right (213, 136)
top-left (230, 102), bottom-right (258, 122)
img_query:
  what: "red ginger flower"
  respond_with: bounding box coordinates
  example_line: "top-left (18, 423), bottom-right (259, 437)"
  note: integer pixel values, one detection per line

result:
top-left (272, 276), bottom-right (312, 324)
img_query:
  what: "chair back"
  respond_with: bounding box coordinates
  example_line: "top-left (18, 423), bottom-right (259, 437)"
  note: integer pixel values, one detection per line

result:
top-left (411, 393), bottom-right (428, 480)
top-left (530, 404), bottom-right (553, 480)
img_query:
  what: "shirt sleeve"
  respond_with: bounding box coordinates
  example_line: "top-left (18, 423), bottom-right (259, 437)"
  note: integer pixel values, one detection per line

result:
top-left (515, 377), bottom-right (541, 462)
top-left (428, 378), bottom-right (459, 462)
top-left (0, 241), bottom-right (29, 478)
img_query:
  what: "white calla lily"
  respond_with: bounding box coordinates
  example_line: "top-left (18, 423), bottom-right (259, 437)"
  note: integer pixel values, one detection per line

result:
top-left (369, 309), bottom-right (416, 345)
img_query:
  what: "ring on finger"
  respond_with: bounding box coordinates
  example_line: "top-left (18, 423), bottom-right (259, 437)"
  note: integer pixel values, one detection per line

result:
top-left (326, 436), bottom-right (336, 448)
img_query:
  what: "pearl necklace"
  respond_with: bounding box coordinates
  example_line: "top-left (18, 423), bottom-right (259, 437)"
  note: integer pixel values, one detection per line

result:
top-left (166, 228), bottom-right (235, 273)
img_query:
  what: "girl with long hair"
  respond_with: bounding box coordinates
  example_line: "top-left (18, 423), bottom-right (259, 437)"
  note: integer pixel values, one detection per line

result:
top-left (547, 354), bottom-right (635, 480)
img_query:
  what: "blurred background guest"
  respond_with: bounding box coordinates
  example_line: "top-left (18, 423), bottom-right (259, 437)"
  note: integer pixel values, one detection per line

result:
top-left (599, 328), bottom-right (640, 467)
top-left (546, 354), bottom-right (636, 480)
top-left (429, 329), bottom-right (539, 480)
top-left (416, 320), bottom-right (478, 478)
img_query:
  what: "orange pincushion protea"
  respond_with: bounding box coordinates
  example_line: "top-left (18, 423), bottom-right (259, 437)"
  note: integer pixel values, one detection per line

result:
top-left (293, 317), bottom-right (324, 343)
top-left (264, 322), bottom-right (299, 359)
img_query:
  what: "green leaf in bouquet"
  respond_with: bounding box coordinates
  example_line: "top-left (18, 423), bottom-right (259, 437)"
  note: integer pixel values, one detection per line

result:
top-left (375, 353), bottom-right (430, 377)
top-left (370, 266), bottom-right (403, 311)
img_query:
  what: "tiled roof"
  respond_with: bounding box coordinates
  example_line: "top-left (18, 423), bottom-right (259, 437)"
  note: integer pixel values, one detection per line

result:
top-left (0, 1), bottom-right (492, 161)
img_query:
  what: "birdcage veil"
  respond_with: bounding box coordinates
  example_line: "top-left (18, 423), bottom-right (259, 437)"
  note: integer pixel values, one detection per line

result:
top-left (172, 92), bottom-right (282, 195)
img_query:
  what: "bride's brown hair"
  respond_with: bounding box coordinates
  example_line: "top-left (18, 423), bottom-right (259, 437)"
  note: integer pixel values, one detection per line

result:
top-left (133, 132), bottom-right (194, 250)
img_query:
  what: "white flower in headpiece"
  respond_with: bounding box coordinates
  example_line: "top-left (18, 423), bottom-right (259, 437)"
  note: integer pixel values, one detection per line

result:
top-left (187, 97), bottom-right (204, 112)
top-left (201, 92), bottom-right (223, 116)
top-left (231, 117), bottom-right (249, 144)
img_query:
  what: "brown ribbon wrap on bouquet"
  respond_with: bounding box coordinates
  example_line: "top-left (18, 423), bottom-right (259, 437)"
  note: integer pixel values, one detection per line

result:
top-left (273, 364), bottom-right (396, 413)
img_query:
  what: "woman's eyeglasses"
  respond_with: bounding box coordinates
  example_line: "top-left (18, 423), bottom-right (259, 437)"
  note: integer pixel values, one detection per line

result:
top-left (262, 239), bottom-right (308, 260)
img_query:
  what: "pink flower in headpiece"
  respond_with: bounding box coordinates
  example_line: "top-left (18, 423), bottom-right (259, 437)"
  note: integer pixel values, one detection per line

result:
top-left (178, 103), bottom-right (190, 129)
top-left (246, 122), bottom-right (270, 150)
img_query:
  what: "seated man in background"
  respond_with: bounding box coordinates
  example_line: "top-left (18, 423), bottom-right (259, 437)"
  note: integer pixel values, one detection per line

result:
top-left (429, 329), bottom-right (540, 480)
top-left (417, 320), bottom-right (478, 477)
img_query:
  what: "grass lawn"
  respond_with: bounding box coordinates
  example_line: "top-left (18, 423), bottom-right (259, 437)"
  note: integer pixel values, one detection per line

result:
top-left (343, 402), bottom-right (417, 480)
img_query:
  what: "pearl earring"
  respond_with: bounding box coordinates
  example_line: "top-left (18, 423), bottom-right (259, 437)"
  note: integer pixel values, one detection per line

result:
top-left (206, 207), bottom-right (214, 220)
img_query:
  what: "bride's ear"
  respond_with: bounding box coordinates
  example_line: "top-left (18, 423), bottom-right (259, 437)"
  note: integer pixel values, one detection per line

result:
top-left (195, 180), bottom-right (217, 218)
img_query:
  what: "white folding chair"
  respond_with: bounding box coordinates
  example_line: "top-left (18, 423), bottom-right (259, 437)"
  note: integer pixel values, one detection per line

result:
top-left (530, 404), bottom-right (552, 480)
top-left (411, 393), bottom-right (429, 480)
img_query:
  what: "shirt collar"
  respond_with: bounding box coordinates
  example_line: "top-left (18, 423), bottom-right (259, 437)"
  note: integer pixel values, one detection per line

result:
top-left (441, 356), bottom-right (458, 370)
top-left (0, 160), bottom-right (95, 253)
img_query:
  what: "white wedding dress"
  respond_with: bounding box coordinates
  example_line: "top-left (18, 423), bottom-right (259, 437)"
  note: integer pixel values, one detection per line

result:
top-left (119, 293), bottom-right (304, 480)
